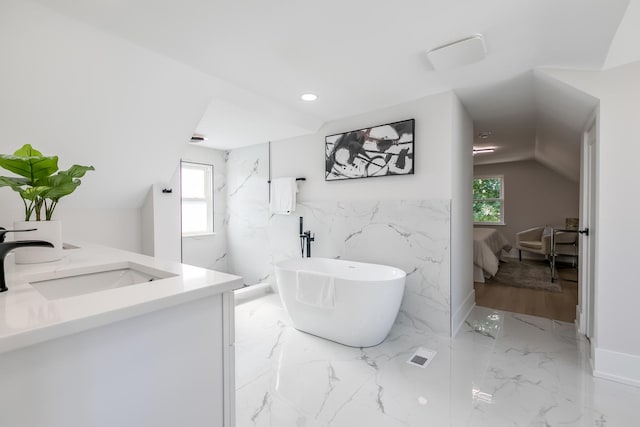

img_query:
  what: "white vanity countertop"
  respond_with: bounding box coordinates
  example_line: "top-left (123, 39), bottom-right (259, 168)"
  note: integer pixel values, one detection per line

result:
top-left (0, 242), bottom-right (243, 354)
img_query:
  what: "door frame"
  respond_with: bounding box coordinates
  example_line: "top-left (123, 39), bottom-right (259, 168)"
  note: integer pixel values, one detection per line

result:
top-left (578, 111), bottom-right (598, 340)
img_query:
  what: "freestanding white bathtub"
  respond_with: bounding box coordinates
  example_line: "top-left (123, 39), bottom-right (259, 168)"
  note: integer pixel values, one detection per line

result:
top-left (275, 258), bottom-right (406, 347)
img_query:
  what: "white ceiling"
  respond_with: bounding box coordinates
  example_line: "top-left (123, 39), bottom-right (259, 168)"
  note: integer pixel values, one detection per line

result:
top-left (464, 70), bottom-right (599, 181)
top-left (604, 0), bottom-right (640, 69)
top-left (32, 0), bottom-right (631, 158)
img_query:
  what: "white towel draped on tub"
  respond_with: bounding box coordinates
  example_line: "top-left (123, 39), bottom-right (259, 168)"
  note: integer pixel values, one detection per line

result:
top-left (295, 270), bottom-right (335, 309)
top-left (269, 177), bottom-right (298, 214)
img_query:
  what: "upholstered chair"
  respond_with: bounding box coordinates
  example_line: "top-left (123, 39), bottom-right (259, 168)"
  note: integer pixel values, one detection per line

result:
top-left (515, 226), bottom-right (552, 261)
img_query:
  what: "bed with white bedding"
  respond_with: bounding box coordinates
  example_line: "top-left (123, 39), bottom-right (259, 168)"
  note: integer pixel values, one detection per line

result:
top-left (473, 227), bottom-right (511, 280)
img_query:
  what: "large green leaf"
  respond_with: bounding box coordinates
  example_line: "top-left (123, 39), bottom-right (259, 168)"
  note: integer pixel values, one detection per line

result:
top-left (20, 186), bottom-right (49, 201)
top-left (60, 164), bottom-right (95, 178)
top-left (14, 144), bottom-right (43, 157)
top-left (0, 176), bottom-right (29, 191)
top-left (41, 174), bottom-right (81, 201)
top-left (0, 144), bottom-right (58, 182)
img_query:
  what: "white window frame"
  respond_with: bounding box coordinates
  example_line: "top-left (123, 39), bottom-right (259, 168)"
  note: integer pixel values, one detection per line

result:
top-left (473, 174), bottom-right (505, 225)
top-left (180, 161), bottom-right (214, 236)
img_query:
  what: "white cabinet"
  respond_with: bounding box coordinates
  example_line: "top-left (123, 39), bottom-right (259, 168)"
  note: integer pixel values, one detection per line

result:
top-left (0, 292), bottom-right (236, 427)
top-left (0, 243), bottom-right (242, 427)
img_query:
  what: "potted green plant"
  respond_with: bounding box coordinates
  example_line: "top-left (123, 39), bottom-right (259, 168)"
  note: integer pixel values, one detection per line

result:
top-left (0, 144), bottom-right (94, 263)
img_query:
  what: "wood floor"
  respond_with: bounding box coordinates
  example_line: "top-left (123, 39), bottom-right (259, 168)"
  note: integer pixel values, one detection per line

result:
top-left (474, 263), bottom-right (578, 322)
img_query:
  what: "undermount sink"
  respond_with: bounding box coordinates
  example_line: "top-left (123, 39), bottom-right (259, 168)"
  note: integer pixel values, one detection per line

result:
top-left (26, 262), bottom-right (178, 300)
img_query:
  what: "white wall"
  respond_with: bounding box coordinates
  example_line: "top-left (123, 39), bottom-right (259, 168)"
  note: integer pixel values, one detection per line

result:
top-left (137, 181), bottom-right (182, 262)
top-left (0, 0), bottom-right (212, 208)
top-left (450, 96), bottom-right (474, 335)
top-left (141, 191), bottom-right (154, 256)
top-left (0, 0), bottom-right (220, 251)
top-left (150, 182), bottom-right (181, 263)
top-left (138, 175), bottom-right (182, 262)
top-left (0, 201), bottom-right (142, 253)
top-left (541, 61), bottom-right (640, 386)
top-left (55, 207), bottom-right (142, 253)
top-left (272, 93), bottom-right (454, 202)
top-left (474, 160), bottom-right (580, 252)
top-left (534, 121), bottom-right (581, 182)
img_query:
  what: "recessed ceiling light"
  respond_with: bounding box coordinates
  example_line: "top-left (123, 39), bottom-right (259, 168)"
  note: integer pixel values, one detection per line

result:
top-left (477, 131), bottom-right (492, 139)
top-left (301, 93), bottom-right (317, 101)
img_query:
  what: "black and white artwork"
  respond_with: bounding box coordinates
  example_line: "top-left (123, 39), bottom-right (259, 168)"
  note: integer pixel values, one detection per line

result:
top-left (325, 119), bottom-right (415, 181)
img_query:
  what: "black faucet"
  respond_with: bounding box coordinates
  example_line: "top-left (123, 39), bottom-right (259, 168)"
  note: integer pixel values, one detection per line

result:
top-left (0, 227), bottom-right (54, 292)
top-left (299, 217), bottom-right (315, 258)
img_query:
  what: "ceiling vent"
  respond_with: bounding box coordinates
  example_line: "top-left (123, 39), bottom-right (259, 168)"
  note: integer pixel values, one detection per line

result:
top-left (190, 134), bottom-right (208, 143)
top-left (426, 35), bottom-right (487, 70)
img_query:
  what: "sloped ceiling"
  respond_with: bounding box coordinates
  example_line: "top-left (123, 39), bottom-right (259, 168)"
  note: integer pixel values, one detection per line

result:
top-left (464, 1), bottom-right (639, 181)
top-left (465, 71), bottom-right (598, 182)
top-left (0, 0), bottom-right (634, 214)
top-left (533, 70), bottom-right (599, 180)
top-left (28, 0), bottom-right (629, 150)
top-left (0, 0), bottom-right (208, 209)
top-left (458, 73), bottom-right (538, 164)
top-left (0, 0), bottom-right (321, 211)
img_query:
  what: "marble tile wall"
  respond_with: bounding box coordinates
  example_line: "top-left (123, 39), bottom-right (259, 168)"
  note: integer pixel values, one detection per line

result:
top-left (226, 144), bottom-right (452, 335)
top-left (270, 200), bottom-right (451, 336)
top-left (226, 144), bottom-right (271, 285)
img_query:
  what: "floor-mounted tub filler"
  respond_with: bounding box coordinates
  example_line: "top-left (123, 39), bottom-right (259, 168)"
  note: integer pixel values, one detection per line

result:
top-left (275, 257), bottom-right (406, 347)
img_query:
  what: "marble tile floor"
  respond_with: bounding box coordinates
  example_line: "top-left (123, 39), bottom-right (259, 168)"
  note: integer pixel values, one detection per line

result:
top-left (235, 294), bottom-right (640, 426)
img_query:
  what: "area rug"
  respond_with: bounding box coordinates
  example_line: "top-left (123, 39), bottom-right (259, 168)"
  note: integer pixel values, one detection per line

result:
top-left (487, 260), bottom-right (562, 292)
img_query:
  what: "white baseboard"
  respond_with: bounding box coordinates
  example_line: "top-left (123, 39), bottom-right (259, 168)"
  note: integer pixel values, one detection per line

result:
top-left (452, 289), bottom-right (476, 337)
top-left (593, 347), bottom-right (640, 388)
top-left (576, 305), bottom-right (585, 335)
top-left (473, 265), bottom-right (485, 283)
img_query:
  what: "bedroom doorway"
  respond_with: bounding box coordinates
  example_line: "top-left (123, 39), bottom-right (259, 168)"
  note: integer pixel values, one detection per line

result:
top-left (471, 145), bottom-right (581, 322)
top-left (463, 71), bottom-right (598, 323)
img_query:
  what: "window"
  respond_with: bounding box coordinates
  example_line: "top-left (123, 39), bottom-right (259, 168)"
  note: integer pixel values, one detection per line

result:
top-left (473, 175), bottom-right (504, 224)
top-left (181, 161), bottom-right (214, 236)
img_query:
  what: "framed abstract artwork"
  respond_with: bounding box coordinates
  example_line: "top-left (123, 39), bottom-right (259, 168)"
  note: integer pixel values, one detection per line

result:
top-left (325, 119), bottom-right (414, 181)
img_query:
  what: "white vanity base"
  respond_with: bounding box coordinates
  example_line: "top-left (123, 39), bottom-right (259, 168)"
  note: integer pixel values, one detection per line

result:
top-left (0, 292), bottom-right (235, 427)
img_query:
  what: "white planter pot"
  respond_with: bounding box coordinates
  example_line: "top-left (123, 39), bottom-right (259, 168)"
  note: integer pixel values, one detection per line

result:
top-left (13, 220), bottom-right (63, 264)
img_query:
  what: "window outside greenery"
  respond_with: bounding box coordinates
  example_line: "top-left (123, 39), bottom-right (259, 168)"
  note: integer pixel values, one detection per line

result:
top-left (473, 176), bottom-right (504, 224)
